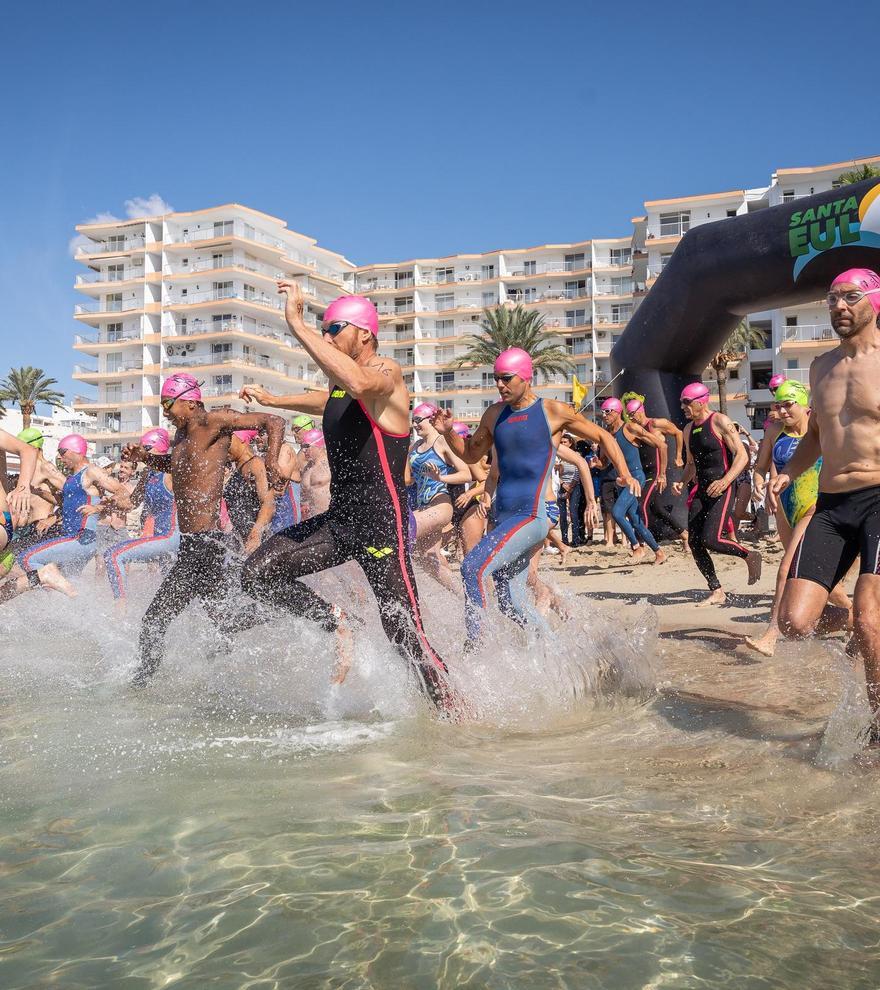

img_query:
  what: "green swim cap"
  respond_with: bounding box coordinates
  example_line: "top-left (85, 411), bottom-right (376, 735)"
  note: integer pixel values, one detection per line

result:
top-left (17, 427), bottom-right (44, 449)
top-left (292, 415), bottom-right (314, 429)
top-left (774, 380), bottom-right (809, 406)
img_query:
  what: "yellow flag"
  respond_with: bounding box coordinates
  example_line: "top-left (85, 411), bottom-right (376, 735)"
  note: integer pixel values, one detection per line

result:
top-left (572, 374), bottom-right (586, 407)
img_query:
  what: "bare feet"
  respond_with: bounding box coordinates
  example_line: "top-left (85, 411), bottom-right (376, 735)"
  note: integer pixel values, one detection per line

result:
top-left (696, 588), bottom-right (726, 608)
top-left (746, 550), bottom-right (762, 586)
top-left (330, 615), bottom-right (353, 684)
top-left (653, 548), bottom-right (666, 565)
top-left (744, 634), bottom-right (776, 657)
top-left (680, 532), bottom-right (690, 552)
top-left (37, 564), bottom-right (78, 599)
top-left (631, 546), bottom-right (645, 562)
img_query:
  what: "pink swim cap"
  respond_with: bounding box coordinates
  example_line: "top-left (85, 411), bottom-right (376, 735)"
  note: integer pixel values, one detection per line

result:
top-left (625, 399), bottom-right (643, 414)
top-left (161, 372), bottom-right (202, 402)
top-left (452, 421), bottom-right (471, 437)
top-left (831, 268), bottom-right (880, 313)
top-left (680, 382), bottom-right (710, 402)
top-left (233, 429), bottom-right (258, 444)
top-left (140, 428), bottom-right (170, 454)
top-left (768, 373), bottom-right (786, 391)
top-left (300, 428), bottom-right (325, 448)
top-left (412, 402), bottom-right (438, 420)
top-left (494, 348), bottom-right (533, 381)
top-left (58, 434), bottom-right (88, 456)
top-left (323, 295), bottom-right (379, 336)
top-left (600, 397), bottom-right (623, 413)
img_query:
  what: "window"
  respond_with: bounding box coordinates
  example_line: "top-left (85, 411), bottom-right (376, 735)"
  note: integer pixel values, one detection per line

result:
top-left (610, 277), bottom-right (632, 295)
top-left (482, 372), bottom-right (495, 387)
top-left (786, 358), bottom-right (799, 370)
top-left (564, 280), bottom-right (587, 299)
top-left (213, 281), bottom-right (233, 299)
top-left (213, 374), bottom-right (233, 388)
top-left (782, 190), bottom-right (795, 202)
top-left (659, 253), bottom-right (673, 270)
top-left (212, 253), bottom-right (226, 268)
top-left (394, 296), bottom-right (413, 313)
top-left (610, 304), bottom-right (633, 322)
top-left (785, 316), bottom-right (798, 326)
top-left (436, 346), bottom-right (454, 363)
top-left (434, 371), bottom-right (455, 388)
top-left (564, 252), bottom-right (586, 271)
top-left (393, 348), bottom-right (413, 363)
top-left (436, 267), bottom-right (454, 284)
top-left (481, 264), bottom-right (496, 280)
top-left (213, 220), bottom-right (233, 237)
top-left (659, 211), bottom-right (690, 236)
top-left (106, 322), bottom-right (123, 341)
top-left (243, 283), bottom-right (257, 300)
top-left (523, 287), bottom-right (537, 302)
top-left (523, 260), bottom-right (536, 275)
top-left (212, 313), bottom-right (235, 330)
top-left (212, 342), bottom-right (233, 356)
top-left (435, 319), bottom-right (455, 337)
top-left (436, 293), bottom-right (454, 312)
top-left (566, 336), bottom-right (590, 356)
top-left (395, 270), bottom-right (413, 288)
top-left (750, 364), bottom-right (772, 391)
top-left (481, 291), bottom-right (496, 307)
top-left (565, 308), bottom-right (587, 328)
top-left (105, 292), bottom-right (123, 311)
top-left (395, 323), bottom-right (413, 337)
top-left (726, 209), bottom-right (737, 218)
top-left (107, 264), bottom-right (125, 281)
top-left (609, 248), bottom-right (631, 266)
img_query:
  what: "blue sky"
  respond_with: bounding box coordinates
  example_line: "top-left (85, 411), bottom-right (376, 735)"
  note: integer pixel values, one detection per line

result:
top-left (0, 0), bottom-right (874, 404)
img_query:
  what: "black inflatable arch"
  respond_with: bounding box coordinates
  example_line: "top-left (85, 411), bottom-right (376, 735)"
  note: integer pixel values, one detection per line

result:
top-left (611, 177), bottom-right (880, 421)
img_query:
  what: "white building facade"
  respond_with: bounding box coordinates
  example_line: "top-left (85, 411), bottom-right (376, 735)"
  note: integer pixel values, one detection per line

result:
top-left (72, 157), bottom-right (880, 453)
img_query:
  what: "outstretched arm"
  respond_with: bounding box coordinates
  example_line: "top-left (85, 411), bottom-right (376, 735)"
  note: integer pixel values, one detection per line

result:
top-left (0, 430), bottom-right (38, 518)
top-left (277, 281), bottom-right (396, 401)
top-left (239, 383), bottom-right (329, 416)
top-left (210, 409), bottom-right (286, 486)
top-left (433, 406), bottom-right (497, 464)
top-left (549, 404), bottom-right (640, 497)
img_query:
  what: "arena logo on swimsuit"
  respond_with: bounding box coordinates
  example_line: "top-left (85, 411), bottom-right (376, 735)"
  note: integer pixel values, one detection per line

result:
top-left (788, 182), bottom-right (880, 278)
top-left (506, 414), bottom-right (529, 424)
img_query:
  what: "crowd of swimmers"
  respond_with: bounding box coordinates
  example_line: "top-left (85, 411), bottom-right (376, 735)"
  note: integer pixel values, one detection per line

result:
top-left (0, 268), bottom-right (879, 737)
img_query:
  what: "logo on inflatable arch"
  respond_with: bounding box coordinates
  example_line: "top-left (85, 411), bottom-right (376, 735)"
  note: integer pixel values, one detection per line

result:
top-left (789, 181), bottom-right (880, 279)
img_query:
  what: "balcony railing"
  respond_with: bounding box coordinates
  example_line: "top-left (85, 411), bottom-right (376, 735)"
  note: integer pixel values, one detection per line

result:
top-left (504, 261), bottom-right (589, 277)
top-left (168, 316), bottom-right (297, 341)
top-left (75, 298), bottom-right (144, 314)
top-left (76, 267), bottom-right (145, 284)
top-left (75, 328), bottom-right (143, 345)
top-left (171, 221), bottom-right (284, 251)
top-left (76, 236), bottom-right (146, 255)
top-left (543, 316), bottom-right (591, 329)
top-left (167, 287), bottom-right (284, 311)
top-left (593, 256), bottom-right (633, 268)
top-left (783, 324), bottom-right (835, 343)
top-left (594, 283), bottom-right (634, 296)
top-left (779, 367), bottom-right (810, 383)
top-left (166, 351), bottom-right (291, 375)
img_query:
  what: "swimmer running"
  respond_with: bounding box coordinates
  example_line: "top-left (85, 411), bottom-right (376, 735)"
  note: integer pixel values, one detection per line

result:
top-left (238, 283), bottom-right (457, 712)
top-left (436, 347), bottom-right (639, 649)
top-left (771, 269), bottom-right (880, 742)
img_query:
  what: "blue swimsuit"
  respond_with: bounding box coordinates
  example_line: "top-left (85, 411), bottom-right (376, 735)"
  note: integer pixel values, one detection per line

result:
top-left (19, 467), bottom-right (99, 577)
top-left (104, 472), bottom-right (181, 599)
top-left (460, 399), bottom-right (555, 644)
top-left (612, 426), bottom-right (660, 552)
top-left (408, 441), bottom-right (449, 508)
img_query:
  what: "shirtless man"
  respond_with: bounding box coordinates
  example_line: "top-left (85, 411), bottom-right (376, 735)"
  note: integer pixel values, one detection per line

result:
top-left (297, 428), bottom-right (331, 518)
top-left (0, 429), bottom-right (37, 557)
top-left (772, 269), bottom-right (880, 740)
top-left (238, 283), bottom-right (456, 711)
top-left (124, 373), bottom-right (285, 685)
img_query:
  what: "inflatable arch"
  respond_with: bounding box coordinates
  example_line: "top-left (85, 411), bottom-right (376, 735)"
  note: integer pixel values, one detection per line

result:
top-left (611, 177), bottom-right (880, 422)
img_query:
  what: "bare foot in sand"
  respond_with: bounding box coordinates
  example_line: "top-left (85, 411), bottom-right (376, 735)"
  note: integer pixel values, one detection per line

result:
top-left (631, 546), bottom-right (645, 562)
top-left (696, 588), bottom-right (726, 608)
top-left (746, 550), bottom-right (762, 586)
top-left (744, 633), bottom-right (776, 657)
top-left (653, 548), bottom-right (666, 565)
top-left (37, 564), bottom-right (78, 598)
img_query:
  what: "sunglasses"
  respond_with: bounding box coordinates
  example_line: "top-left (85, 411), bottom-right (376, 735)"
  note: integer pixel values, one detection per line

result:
top-left (160, 398), bottom-right (176, 412)
top-left (412, 416), bottom-right (431, 425)
top-left (494, 374), bottom-right (516, 384)
top-left (826, 288), bottom-right (880, 307)
top-left (322, 320), bottom-right (353, 337)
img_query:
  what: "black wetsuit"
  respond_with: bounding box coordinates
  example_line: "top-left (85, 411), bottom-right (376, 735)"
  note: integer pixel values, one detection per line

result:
top-left (224, 460), bottom-right (261, 544)
top-left (638, 421), bottom-right (684, 538)
top-left (687, 413), bottom-right (749, 590)
top-left (241, 387), bottom-right (452, 708)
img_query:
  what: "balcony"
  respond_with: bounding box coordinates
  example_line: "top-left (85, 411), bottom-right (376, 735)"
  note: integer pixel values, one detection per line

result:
top-left (781, 324), bottom-right (835, 344)
top-left (170, 220), bottom-right (284, 252)
top-left (780, 367), bottom-right (810, 383)
top-left (76, 235), bottom-right (146, 256)
top-left (76, 267), bottom-right (145, 285)
top-left (168, 316), bottom-right (298, 343)
top-left (165, 350), bottom-right (293, 376)
top-left (166, 287), bottom-right (284, 312)
top-left (75, 298), bottom-right (144, 315)
top-left (594, 283), bottom-right (634, 296)
top-left (593, 256), bottom-right (633, 270)
top-left (504, 261), bottom-right (590, 277)
top-left (74, 328), bottom-right (143, 346)
top-left (164, 256), bottom-right (286, 281)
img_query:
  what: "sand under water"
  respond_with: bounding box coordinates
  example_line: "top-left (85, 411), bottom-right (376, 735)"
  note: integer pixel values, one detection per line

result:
top-left (1, 555), bottom-right (879, 989)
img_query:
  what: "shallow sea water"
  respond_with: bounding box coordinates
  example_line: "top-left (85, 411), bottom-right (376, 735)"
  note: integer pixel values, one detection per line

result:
top-left (1, 574), bottom-right (880, 989)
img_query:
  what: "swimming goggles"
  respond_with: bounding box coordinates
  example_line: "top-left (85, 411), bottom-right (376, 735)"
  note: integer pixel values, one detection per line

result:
top-left (826, 288), bottom-right (880, 307)
top-left (493, 373), bottom-right (516, 384)
top-left (322, 320), bottom-right (353, 337)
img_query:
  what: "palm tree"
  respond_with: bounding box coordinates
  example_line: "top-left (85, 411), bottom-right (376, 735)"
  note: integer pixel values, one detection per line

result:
top-left (709, 321), bottom-right (766, 415)
top-left (0, 366), bottom-right (65, 429)
top-left (836, 163), bottom-right (880, 186)
top-left (451, 305), bottom-right (574, 382)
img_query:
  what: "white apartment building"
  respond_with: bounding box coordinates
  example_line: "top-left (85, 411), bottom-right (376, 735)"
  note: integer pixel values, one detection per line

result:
top-left (72, 156), bottom-right (880, 453)
top-left (73, 206), bottom-right (355, 457)
top-left (0, 405), bottom-right (96, 465)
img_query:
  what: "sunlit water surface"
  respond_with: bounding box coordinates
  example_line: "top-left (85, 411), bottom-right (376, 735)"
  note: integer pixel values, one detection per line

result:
top-left (1, 571), bottom-right (879, 989)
